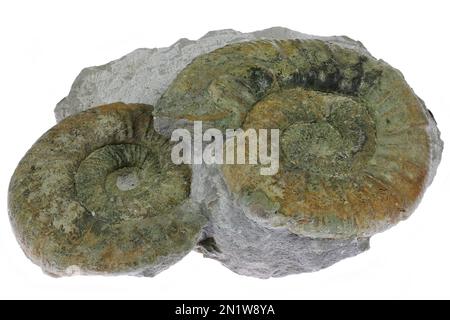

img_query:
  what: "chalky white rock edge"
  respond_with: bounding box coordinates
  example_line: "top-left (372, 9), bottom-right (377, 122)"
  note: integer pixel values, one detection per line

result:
top-left (55, 27), bottom-right (442, 278)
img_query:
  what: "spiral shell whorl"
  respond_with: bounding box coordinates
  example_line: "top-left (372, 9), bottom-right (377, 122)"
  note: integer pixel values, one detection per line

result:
top-left (8, 103), bottom-right (205, 276)
top-left (156, 39), bottom-right (437, 238)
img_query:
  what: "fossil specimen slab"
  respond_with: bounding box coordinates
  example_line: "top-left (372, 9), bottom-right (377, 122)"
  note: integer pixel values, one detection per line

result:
top-left (45, 28), bottom-right (442, 278)
top-left (8, 103), bottom-right (206, 276)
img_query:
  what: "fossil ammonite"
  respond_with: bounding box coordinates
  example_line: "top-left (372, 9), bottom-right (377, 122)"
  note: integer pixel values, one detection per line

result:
top-left (8, 103), bottom-right (206, 276)
top-left (156, 39), bottom-right (442, 239)
top-left (8, 33), bottom-right (443, 279)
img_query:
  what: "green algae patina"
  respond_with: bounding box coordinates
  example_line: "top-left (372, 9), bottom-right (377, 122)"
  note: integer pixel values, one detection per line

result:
top-left (8, 103), bottom-right (206, 276)
top-left (156, 39), bottom-right (434, 238)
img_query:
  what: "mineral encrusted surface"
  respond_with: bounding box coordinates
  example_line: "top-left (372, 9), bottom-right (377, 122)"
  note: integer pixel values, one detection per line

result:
top-left (158, 39), bottom-right (442, 277)
top-left (8, 103), bottom-right (206, 276)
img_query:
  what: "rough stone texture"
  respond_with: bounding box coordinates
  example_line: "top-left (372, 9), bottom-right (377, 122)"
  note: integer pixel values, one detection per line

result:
top-left (53, 28), bottom-right (443, 278)
top-left (8, 103), bottom-right (206, 277)
top-left (55, 27), bottom-right (369, 122)
top-left (158, 39), bottom-right (443, 277)
top-left (193, 163), bottom-right (370, 278)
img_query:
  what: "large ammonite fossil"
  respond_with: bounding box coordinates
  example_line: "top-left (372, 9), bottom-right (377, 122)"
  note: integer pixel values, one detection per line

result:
top-left (8, 103), bottom-right (206, 276)
top-left (156, 39), bottom-right (442, 277)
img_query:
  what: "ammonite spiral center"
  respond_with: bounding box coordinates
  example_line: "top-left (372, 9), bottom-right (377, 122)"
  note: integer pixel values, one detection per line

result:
top-left (75, 143), bottom-right (189, 220)
top-left (251, 88), bottom-right (376, 178)
top-left (282, 122), bottom-right (344, 174)
top-left (114, 169), bottom-right (140, 191)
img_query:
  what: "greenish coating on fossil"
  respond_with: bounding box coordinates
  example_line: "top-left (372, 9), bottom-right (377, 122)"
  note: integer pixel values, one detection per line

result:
top-left (8, 103), bottom-right (206, 276)
top-left (156, 39), bottom-right (439, 239)
top-left (155, 39), bottom-right (383, 130)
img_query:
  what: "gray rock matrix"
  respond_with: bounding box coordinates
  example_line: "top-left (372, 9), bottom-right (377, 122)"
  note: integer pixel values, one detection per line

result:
top-left (55, 27), bottom-right (442, 278)
top-left (192, 163), bottom-right (370, 278)
top-left (55, 27), bottom-right (369, 121)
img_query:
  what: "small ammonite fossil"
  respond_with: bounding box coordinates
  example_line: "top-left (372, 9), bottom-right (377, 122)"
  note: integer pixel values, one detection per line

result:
top-left (8, 103), bottom-right (206, 276)
top-left (156, 39), bottom-right (442, 276)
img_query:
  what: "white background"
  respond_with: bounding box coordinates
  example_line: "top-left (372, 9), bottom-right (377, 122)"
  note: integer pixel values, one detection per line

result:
top-left (0, 0), bottom-right (449, 300)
